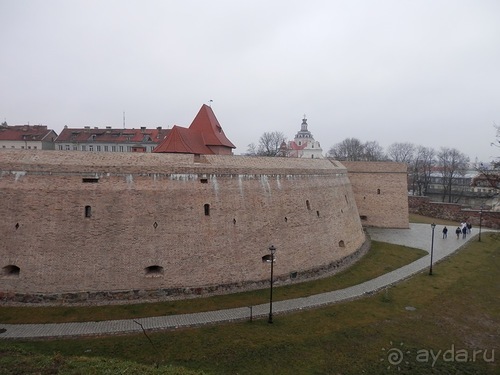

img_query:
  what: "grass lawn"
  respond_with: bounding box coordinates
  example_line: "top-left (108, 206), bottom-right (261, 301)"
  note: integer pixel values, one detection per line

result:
top-left (1, 231), bottom-right (499, 374)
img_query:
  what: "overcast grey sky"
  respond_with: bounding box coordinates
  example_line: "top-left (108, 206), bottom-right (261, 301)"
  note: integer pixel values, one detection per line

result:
top-left (1, 0), bottom-right (499, 162)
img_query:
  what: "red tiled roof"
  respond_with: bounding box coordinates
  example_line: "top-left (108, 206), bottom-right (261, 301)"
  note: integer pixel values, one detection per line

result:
top-left (189, 104), bottom-right (235, 148)
top-left (153, 125), bottom-right (213, 154)
top-left (55, 127), bottom-right (169, 144)
top-left (154, 105), bottom-right (235, 154)
top-left (0, 125), bottom-right (57, 141)
top-left (288, 141), bottom-right (307, 151)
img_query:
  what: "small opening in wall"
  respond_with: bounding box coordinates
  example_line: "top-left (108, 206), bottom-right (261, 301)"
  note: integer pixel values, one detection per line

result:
top-left (377, 188), bottom-right (381, 194)
top-left (306, 200), bottom-right (311, 210)
top-left (204, 203), bottom-right (210, 216)
top-left (345, 195), bottom-right (348, 204)
top-left (15, 223), bottom-right (19, 230)
top-left (290, 271), bottom-right (298, 279)
top-left (85, 205), bottom-right (92, 218)
top-left (200, 178), bottom-right (208, 184)
top-left (82, 177), bottom-right (99, 183)
top-left (360, 215), bottom-right (368, 221)
top-left (2, 265), bottom-right (20, 278)
top-left (233, 218), bottom-right (236, 225)
top-left (339, 240), bottom-right (345, 248)
top-left (145, 265), bottom-right (164, 277)
top-left (316, 211), bottom-right (320, 217)
top-left (284, 217), bottom-right (288, 222)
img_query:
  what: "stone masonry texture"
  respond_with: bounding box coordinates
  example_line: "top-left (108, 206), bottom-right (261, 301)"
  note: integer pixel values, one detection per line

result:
top-left (0, 151), bottom-right (408, 303)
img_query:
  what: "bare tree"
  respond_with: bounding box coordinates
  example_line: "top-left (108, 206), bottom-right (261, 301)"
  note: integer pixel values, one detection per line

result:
top-left (327, 138), bottom-right (365, 161)
top-left (246, 143), bottom-right (257, 156)
top-left (437, 147), bottom-right (470, 203)
top-left (328, 138), bottom-right (386, 161)
top-left (409, 146), bottom-right (435, 196)
top-left (257, 131), bottom-right (287, 157)
top-left (387, 142), bottom-right (415, 163)
top-left (363, 141), bottom-right (386, 161)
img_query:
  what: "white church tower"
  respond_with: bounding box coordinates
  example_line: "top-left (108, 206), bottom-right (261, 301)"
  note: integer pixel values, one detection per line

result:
top-left (288, 116), bottom-right (323, 159)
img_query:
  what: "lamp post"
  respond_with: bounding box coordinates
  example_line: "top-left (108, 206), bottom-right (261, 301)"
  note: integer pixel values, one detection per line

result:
top-left (429, 223), bottom-right (436, 275)
top-left (479, 206), bottom-right (483, 242)
top-left (268, 245), bottom-right (276, 324)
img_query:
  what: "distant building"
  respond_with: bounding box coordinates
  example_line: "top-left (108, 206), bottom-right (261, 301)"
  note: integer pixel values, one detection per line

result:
top-left (55, 126), bottom-right (170, 153)
top-left (154, 104), bottom-right (235, 155)
top-left (0, 124), bottom-right (57, 150)
top-left (287, 116), bottom-right (323, 159)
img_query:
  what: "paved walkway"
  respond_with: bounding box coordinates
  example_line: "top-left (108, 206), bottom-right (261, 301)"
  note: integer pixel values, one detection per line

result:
top-left (0, 223), bottom-right (489, 339)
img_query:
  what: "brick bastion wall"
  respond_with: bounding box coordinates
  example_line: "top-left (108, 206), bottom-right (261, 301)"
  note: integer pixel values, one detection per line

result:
top-left (341, 161), bottom-right (409, 229)
top-left (0, 151), bottom-right (367, 304)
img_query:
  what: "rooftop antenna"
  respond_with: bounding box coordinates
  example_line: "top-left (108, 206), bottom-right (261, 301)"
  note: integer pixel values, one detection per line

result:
top-left (123, 111), bottom-right (125, 129)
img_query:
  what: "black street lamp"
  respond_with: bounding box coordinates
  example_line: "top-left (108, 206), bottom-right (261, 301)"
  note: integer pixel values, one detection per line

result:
top-left (268, 245), bottom-right (276, 324)
top-left (479, 206), bottom-right (483, 242)
top-left (429, 223), bottom-right (436, 275)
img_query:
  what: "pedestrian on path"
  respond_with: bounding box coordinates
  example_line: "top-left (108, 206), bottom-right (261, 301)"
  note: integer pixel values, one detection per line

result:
top-left (462, 226), bottom-right (467, 239)
top-left (442, 226), bottom-right (448, 239)
top-left (455, 226), bottom-right (461, 239)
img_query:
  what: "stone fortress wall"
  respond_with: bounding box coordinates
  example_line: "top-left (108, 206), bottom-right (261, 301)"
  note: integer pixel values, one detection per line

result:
top-left (341, 161), bottom-right (409, 229)
top-left (0, 151), bottom-right (370, 303)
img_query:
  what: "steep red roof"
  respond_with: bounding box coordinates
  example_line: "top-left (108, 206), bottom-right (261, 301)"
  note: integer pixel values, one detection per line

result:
top-left (154, 105), bottom-right (235, 154)
top-left (189, 104), bottom-right (235, 148)
top-left (153, 125), bottom-right (212, 154)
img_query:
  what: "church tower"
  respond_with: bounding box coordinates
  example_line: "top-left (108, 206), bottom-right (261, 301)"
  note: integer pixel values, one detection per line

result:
top-left (288, 116), bottom-right (323, 159)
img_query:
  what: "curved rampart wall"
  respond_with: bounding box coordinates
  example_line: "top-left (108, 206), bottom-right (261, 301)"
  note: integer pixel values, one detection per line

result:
top-left (341, 161), bottom-right (409, 229)
top-left (0, 151), bottom-right (366, 303)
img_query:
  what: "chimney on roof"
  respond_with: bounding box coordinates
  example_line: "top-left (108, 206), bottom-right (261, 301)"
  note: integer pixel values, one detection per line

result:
top-left (157, 126), bottom-right (162, 131)
top-left (141, 126), bottom-right (146, 132)
top-left (106, 126), bottom-right (111, 129)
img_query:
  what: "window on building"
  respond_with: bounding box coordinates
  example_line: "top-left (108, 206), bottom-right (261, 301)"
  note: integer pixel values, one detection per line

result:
top-left (81, 145), bottom-right (86, 151)
top-left (2, 265), bottom-right (20, 278)
top-left (58, 145), bottom-right (63, 150)
top-left (65, 144), bottom-right (70, 150)
top-left (89, 145), bottom-right (94, 152)
top-left (112, 146), bottom-right (117, 152)
top-left (204, 203), bottom-right (210, 216)
top-left (145, 265), bottom-right (164, 277)
top-left (339, 240), bottom-right (345, 248)
top-left (34, 146), bottom-right (37, 149)
top-left (72, 145), bottom-right (78, 150)
top-left (85, 205), bottom-right (92, 218)
top-left (104, 145), bottom-right (108, 152)
top-left (377, 189), bottom-right (381, 194)
top-left (82, 177), bottom-right (99, 183)
top-left (119, 146), bottom-right (124, 152)
top-left (96, 145), bottom-right (101, 152)
top-left (306, 200), bottom-right (311, 210)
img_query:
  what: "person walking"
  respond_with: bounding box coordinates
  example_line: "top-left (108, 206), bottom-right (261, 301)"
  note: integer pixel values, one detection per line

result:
top-left (442, 226), bottom-right (448, 239)
top-left (455, 226), bottom-right (461, 239)
top-left (462, 225), bottom-right (467, 239)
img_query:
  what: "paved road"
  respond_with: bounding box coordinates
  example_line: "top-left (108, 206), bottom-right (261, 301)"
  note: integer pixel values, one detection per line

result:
top-left (0, 223), bottom-right (487, 339)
